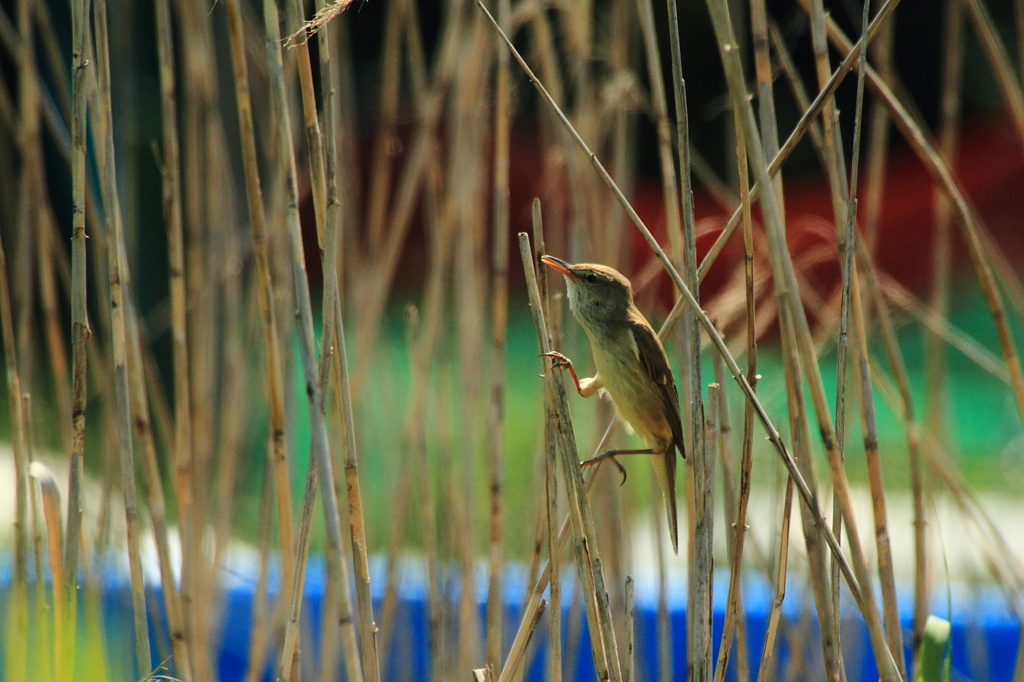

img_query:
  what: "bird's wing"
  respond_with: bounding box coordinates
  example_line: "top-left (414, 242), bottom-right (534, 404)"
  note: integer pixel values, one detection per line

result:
top-left (629, 313), bottom-right (686, 459)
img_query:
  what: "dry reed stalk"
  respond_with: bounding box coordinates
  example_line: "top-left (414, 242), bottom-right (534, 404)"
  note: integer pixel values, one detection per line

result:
top-left (691, 381), bottom-right (717, 682)
top-left (64, 0), bottom-right (91, 668)
top-left (259, 3), bottom-right (363, 679)
top-left (531, 200), bottom-right (563, 682)
top-left (284, 0), bottom-right (328, 245)
top-left (502, 593), bottom-right (549, 682)
top-left (715, 40), bottom-right (759, 676)
top-left (37, 209), bottom-right (72, 452)
top-left (750, 0), bottom-right (782, 195)
top-left (647, 470), bottom-right (671, 682)
top-left (929, 0), bottom-right (966, 450)
top-left (821, 7), bottom-right (1024, 649)
top-left (210, 264), bottom-right (250, 576)
top-left (849, 279), bottom-right (909, 660)
top-left (621, 575), bottom-right (633, 682)
top-left (805, 0), bottom-right (1024, 440)
top-left (854, 247), bottom-right (936, 663)
top-left (707, 26), bottom-right (756, 678)
top-left (310, 8), bottom-right (364, 681)
top-left (526, 4), bottom-right (588, 263)
top-left (601, 0), bottom-right (636, 268)
top-left (843, 7), bottom-right (907, 674)
top-left (0, 209), bottom-right (29, 681)
top-left (325, 186), bottom-right (382, 682)
top-left (127, 311), bottom-right (192, 681)
top-left (695, 0), bottom-right (900, 284)
top-left (223, 0), bottom-right (297, 616)
top-left (962, 0), bottom-right (1024, 153)
top-left (175, 24), bottom-right (227, 665)
top-left (705, 2), bottom-right (907, 678)
top-left (805, 0), bottom-right (850, 228)
top-left (484, 0), bottom-right (866, 616)
top-left (635, 0), bottom-right (681, 262)
top-left (712, 356), bottom-right (750, 682)
top-left (451, 14), bottom-right (492, 678)
top-left (545, 438), bottom-right (563, 682)
top-left (924, 7), bottom-right (964, 627)
top-left (152, 0), bottom-right (194, 674)
top-left (827, 0), bottom-right (865, 664)
top-left (15, 0), bottom-right (43, 400)
top-left (711, 14), bottom-right (839, 681)
top-left (363, 0), bottom-right (406, 249)
top-left (860, 13), bottom-right (895, 253)
top-left (520, 230), bottom-right (623, 682)
top-left (244, 465), bottom-right (277, 682)
top-left (755, 477), bottom-right (793, 682)
top-left (662, 1), bottom-right (709, 676)
top-left (91, 0), bottom-right (152, 670)
top-left (486, 0), bottom-right (512, 670)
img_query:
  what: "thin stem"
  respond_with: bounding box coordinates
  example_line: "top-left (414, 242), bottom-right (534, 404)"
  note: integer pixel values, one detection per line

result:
top-left (520, 230), bottom-right (623, 682)
top-left (222, 0), bottom-right (296, 615)
top-left (92, 0), bottom-right (152, 670)
top-left (486, 0), bottom-right (511, 669)
top-left (153, 0), bottom-right (193, 673)
top-left (64, 0), bottom-right (91, 668)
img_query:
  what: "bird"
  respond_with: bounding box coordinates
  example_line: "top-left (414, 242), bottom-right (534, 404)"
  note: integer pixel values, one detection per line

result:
top-left (540, 255), bottom-right (685, 553)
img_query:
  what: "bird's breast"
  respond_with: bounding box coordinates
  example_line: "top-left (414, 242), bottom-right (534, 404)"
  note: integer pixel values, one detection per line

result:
top-left (587, 329), bottom-right (674, 453)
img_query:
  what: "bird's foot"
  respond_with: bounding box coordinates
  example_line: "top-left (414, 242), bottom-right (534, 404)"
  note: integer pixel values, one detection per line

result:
top-left (580, 451), bottom-right (628, 486)
top-left (540, 351), bottom-right (572, 369)
top-left (540, 351), bottom-right (584, 395)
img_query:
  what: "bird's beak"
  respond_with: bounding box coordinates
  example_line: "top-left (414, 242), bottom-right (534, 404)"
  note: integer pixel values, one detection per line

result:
top-left (540, 255), bottom-right (576, 279)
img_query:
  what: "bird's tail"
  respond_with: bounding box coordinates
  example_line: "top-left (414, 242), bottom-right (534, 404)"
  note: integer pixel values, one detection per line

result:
top-left (651, 444), bottom-right (679, 554)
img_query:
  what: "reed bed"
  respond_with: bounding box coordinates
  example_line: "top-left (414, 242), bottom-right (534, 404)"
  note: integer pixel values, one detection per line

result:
top-left (4, 0), bottom-right (1024, 680)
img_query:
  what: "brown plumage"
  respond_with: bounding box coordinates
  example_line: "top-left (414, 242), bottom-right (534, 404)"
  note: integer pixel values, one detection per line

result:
top-left (540, 255), bottom-right (685, 553)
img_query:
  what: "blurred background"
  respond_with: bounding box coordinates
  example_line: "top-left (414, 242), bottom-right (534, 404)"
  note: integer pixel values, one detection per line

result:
top-left (2, 0), bottom-right (1024, 679)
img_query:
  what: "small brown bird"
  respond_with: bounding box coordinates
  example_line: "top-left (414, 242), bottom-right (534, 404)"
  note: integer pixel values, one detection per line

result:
top-left (540, 255), bottom-right (685, 553)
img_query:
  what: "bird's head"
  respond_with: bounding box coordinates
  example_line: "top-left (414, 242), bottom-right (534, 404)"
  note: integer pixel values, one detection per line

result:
top-left (540, 256), bottom-right (634, 331)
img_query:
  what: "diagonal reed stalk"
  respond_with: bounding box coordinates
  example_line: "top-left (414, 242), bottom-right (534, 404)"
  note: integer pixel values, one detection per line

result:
top-left (806, 0), bottom-right (1024, 439)
top-left (520, 229), bottom-right (623, 682)
top-left (694, 0), bottom-right (902, 285)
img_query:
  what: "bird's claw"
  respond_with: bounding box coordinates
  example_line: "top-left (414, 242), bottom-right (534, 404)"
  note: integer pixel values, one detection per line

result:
top-left (540, 351), bottom-right (573, 370)
top-left (580, 454), bottom-right (628, 486)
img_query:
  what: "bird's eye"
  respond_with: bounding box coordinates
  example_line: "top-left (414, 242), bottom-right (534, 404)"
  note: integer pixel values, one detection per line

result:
top-left (585, 274), bottom-right (598, 284)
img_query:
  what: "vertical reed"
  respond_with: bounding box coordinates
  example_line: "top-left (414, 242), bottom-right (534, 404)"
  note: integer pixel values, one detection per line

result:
top-left (520, 229), bottom-right (623, 682)
top-left (92, 0), bottom-right (152, 670)
top-left (222, 0), bottom-right (297, 619)
top-left (0, 210), bottom-right (29, 681)
top-left (486, 0), bottom-right (512, 669)
top-left (64, 0), bottom-right (91, 669)
top-left (153, 0), bottom-right (193, 674)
